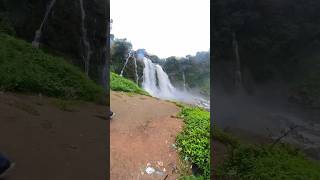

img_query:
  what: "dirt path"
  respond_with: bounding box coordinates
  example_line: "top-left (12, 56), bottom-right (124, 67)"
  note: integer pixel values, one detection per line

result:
top-left (110, 91), bottom-right (183, 180)
top-left (0, 92), bottom-right (108, 180)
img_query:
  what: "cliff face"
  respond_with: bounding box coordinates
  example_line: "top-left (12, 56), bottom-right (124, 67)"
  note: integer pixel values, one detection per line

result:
top-left (0, 0), bottom-right (108, 84)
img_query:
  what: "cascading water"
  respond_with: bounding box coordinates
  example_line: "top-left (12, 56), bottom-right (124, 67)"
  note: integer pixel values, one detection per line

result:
top-left (79, 0), bottom-right (92, 76)
top-left (133, 58), bottom-right (139, 84)
top-left (155, 64), bottom-right (176, 98)
top-left (182, 72), bottom-right (186, 90)
top-left (141, 57), bottom-right (210, 110)
top-left (32, 0), bottom-right (56, 48)
top-left (120, 50), bottom-right (139, 84)
top-left (120, 50), bottom-right (132, 76)
top-left (141, 57), bottom-right (158, 96)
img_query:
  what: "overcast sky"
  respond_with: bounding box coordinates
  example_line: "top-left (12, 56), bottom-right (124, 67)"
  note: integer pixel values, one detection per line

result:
top-left (110, 0), bottom-right (210, 59)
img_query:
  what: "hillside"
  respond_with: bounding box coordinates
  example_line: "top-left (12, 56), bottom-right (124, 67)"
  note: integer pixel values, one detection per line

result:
top-left (0, 33), bottom-right (103, 102)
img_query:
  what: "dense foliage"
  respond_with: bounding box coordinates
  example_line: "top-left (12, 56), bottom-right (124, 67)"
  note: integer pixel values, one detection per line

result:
top-left (110, 72), bottom-right (149, 96)
top-left (176, 106), bottom-right (210, 179)
top-left (217, 143), bottom-right (320, 180)
top-left (110, 38), bottom-right (133, 73)
top-left (213, 127), bottom-right (320, 179)
top-left (163, 52), bottom-right (210, 97)
top-left (0, 33), bottom-right (103, 101)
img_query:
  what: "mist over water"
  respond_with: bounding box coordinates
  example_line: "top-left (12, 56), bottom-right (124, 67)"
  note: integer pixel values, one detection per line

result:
top-left (141, 57), bottom-right (210, 110)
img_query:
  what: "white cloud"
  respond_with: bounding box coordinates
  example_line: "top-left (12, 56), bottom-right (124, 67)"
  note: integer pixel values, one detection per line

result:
top-left (111, 0), bottom-right (210, 58)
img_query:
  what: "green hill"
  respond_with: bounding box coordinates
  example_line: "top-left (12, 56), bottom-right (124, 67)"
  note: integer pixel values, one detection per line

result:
top-left (110, 72), bottom-right (149, 96)
top-left (0, 33), bottom-right (103, 101)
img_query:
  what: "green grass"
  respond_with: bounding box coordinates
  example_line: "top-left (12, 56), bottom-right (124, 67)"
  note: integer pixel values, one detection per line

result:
top-left (110, 72), bottom-right (149, 95)
top-left (174, 105), bottom-right (320, 180)
top-left (214, 127), bottom-right (320, 180)
top-left (0, 33), bottom-right (104, 101)
top-left (179, 175), bottom-right (207, 180)
top-left (176, 106), bottom-right (210, 179)
top-left (217, 143), bottom-right (320, 180)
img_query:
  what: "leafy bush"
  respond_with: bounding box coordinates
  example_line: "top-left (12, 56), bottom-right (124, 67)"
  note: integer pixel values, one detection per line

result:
top-left (110, 72), bottom-right (149, 95)
top-left (176, 106), bottom-right (210, 178)
top-left (217, 143), bottom-right (320, 180)
top-left (0, 34), bottom-right (103, 101)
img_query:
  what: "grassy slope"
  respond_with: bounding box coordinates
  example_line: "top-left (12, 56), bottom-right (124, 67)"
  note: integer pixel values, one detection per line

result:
top-left (0, 33), bottom-right (103, 101)
top-left (175, 105), bottom-right (320, 180)
top-left (176, 106), bottom-right (211, 179)
top-left (215, 132), bottom-right (320, 180)
top-left (110, 72), bottom-right (149, 95)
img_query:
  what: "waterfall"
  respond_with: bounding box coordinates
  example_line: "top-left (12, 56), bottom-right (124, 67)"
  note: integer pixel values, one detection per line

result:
top-left (32, 0), bottom-right (56, 48)
top-left (133, 57), bottom-right (139, 84)
top-left (142, 57), bottom-right (158, 96)
top-left (141, 57), bottom-right (210, 110)
top-left (79, 0), bottom-right (92, 76)
top-left (120, 50), bottom-right (139, 84)
top-left (120, 50), bottom-right (132, 76)
top-left (182, 72), bottom-right (186, 90)
top-left (155, 64), bottom-right (176, 98)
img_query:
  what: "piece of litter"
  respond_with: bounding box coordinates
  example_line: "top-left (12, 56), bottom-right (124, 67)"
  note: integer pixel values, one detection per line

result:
top-left (163, 168), bottom-right (166, 172)
top-left (171, 144), bottom-right (176, 149)
top-left (155, 171), bottom-right (165, 176)
top-left (147, 162), bottom-right (151, 166)
top-left (145, 167), bottom-right (155, 174)
top-left (157, 161), bottom-right (164, 167)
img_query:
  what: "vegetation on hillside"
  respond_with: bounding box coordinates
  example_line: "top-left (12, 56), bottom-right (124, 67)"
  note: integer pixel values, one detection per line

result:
top-left (175, 104), bottom-right (320, 179)
top-left (110, 72), bottom-right (149, 96)
top-left (163, 53), bottom-right (210, 97)
top-left (176, 106), bottom-right (210, 179)
top-left (0, 33), bottom-right (103, 101)
top-left (215, 130), bottom-right (320, 179)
